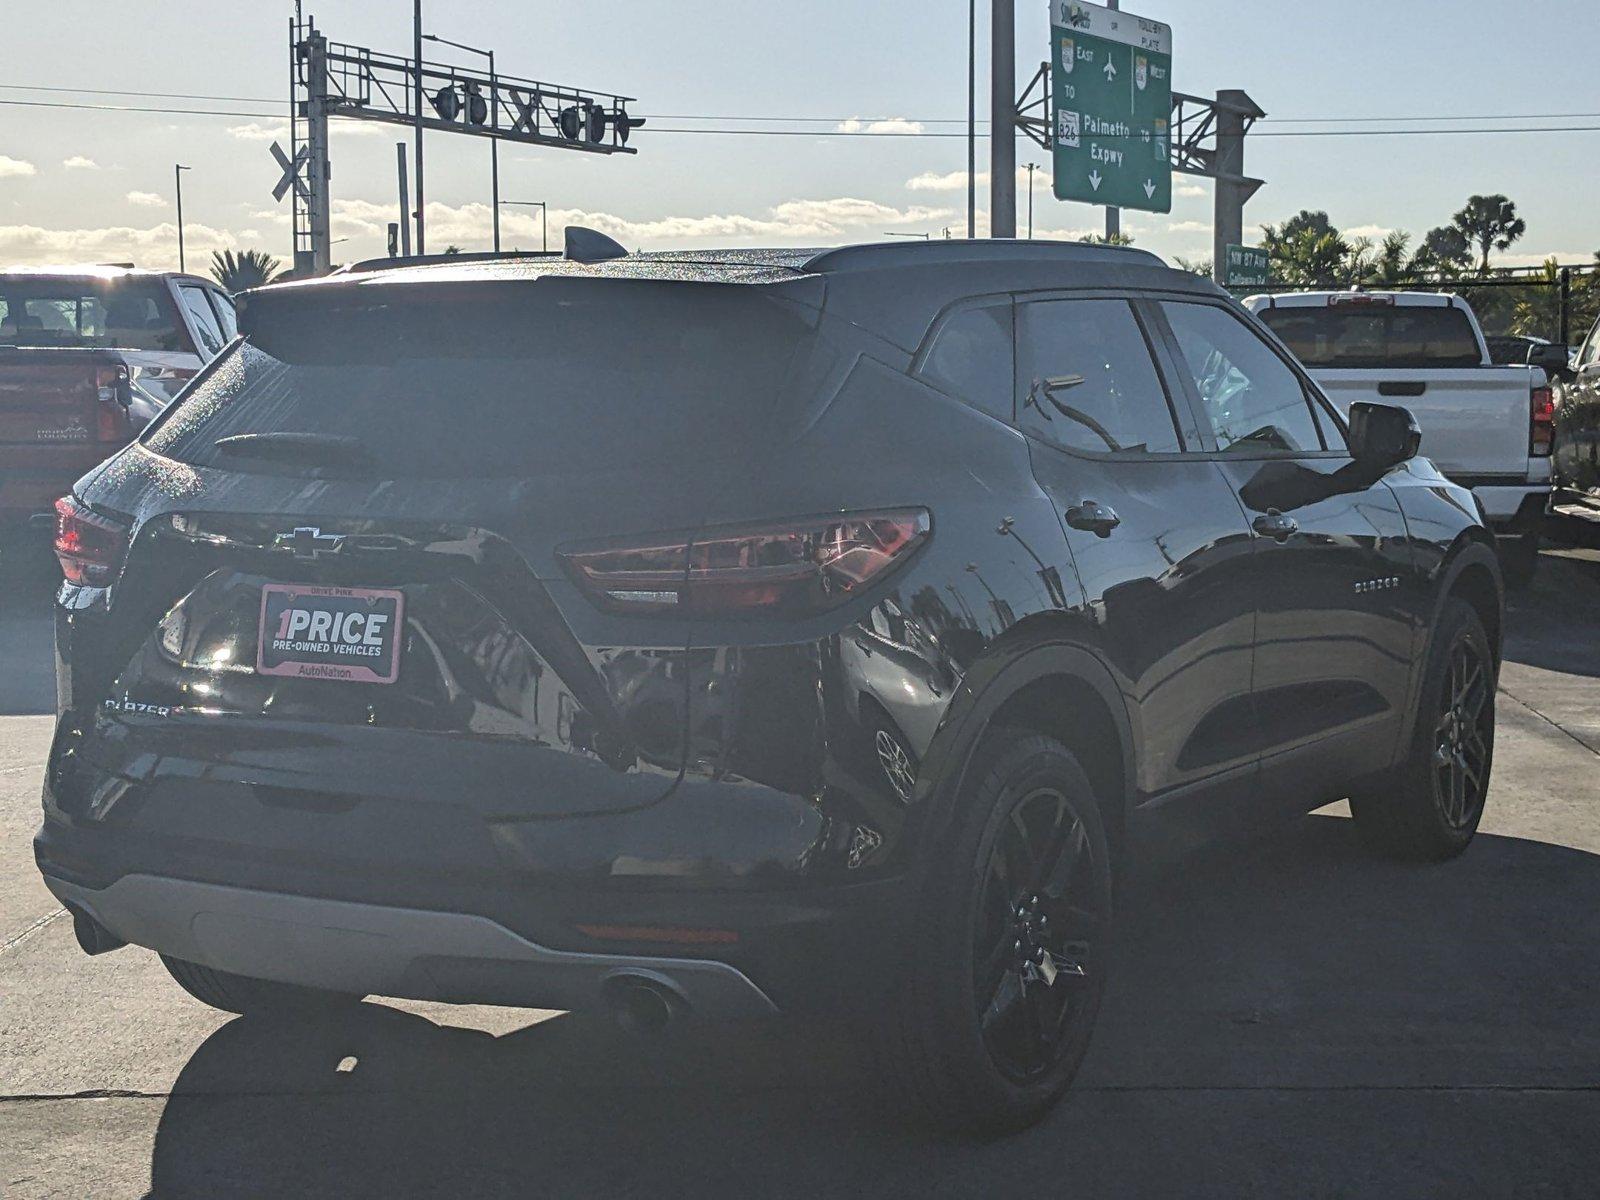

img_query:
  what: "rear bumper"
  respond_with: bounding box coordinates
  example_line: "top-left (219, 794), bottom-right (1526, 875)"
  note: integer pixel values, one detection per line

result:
top-left (0, 446), bottom-right (124, 527)
top-left (1470, 484), bottom-right (1549, 530)
top-left (41, 872), bottom-right (780, 1018)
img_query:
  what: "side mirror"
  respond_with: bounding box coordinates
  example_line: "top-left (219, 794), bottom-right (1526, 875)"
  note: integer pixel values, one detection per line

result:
top-left (1348, 401), bottom-right (1421, 469)
top-left (1530, 344), bottom-right (1571, 379)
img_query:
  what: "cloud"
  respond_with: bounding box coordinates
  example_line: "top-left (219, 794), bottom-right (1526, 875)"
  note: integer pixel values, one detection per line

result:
top-left (0, 220), bottom-right (242, 270)
top-left (908, 169), bottom-right (984, 192)
top-left (1343, 224), bottom-right (1395, 241)
top-left (836, 117), bottom-right (926, 135)
top-left (1175, 183), bottom-right (1207, 198)
top-left (126, 191), bottom-right (168, 208)
top-left (228, 120), bottom-right (388, 142)
top-left (0, 156), bottom-right (38, 179)
top-left (1167, 220), bottom-right (1209, 233)
top-left (62, 156), bottom-right (99, 171)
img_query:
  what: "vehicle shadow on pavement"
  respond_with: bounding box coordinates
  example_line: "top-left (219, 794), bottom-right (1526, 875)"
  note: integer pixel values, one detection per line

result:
top-left (1503, 549), bottom-right (1600, 678)
top-left (143, 815), bottom-right (1600, 1199)
top-left (0, 552), bottom-right (59, 716)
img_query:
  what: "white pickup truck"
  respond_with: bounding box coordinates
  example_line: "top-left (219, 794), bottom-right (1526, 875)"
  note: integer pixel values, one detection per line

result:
top-left (1244, 290), bottom-right (1554, 583)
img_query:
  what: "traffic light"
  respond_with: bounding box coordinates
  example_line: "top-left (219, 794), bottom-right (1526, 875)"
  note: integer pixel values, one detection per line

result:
top-left (430, 85), bottom-right (461, 122)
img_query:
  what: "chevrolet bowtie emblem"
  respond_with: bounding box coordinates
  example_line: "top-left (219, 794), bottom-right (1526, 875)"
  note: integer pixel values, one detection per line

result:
top-left (275, 526), bottom-right (347, 558)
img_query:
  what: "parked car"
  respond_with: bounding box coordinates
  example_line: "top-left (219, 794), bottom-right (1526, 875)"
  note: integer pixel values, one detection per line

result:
top-left (1244, 290), bottom-right (1552, 585)
top-left (0, 265), bottom-right (236, 544)
top-left (1485, 333), bottom-right (1575, 384)
top-left (1554, 312), bottom-right (1600, 509)
top-left (36, 236), bottom-right (1503, 1134)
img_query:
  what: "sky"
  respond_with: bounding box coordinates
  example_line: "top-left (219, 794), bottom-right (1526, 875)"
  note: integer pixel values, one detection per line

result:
top-left (1, 0), bottom-right (1597, 273)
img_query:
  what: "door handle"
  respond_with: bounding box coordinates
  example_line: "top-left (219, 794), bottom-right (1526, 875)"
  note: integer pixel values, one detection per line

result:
top-left (1378, 380), bottom-right (1428, 397)
top-left (1065, 499), bottom-right (1121, 538)
top-left (1252, 509), bottom-right (1299, 542)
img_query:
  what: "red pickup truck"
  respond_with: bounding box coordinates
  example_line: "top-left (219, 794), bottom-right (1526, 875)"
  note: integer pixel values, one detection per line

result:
top-left (1, 266), bottom-right (236, 540)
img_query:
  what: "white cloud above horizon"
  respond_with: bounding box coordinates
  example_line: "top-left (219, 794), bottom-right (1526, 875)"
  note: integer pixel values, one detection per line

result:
top-left (836, 117), bottom-right (925, 135)
top-left (0, 156), bottom-right (38, 179)
top-left (125, 191), bottom-right (167, 208)
top-left (62, 156), bottom-right (99, 171)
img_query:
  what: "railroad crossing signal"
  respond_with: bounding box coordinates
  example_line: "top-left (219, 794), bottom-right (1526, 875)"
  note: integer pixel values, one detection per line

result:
top-left (1050, 0), bottom-right (1172, 214)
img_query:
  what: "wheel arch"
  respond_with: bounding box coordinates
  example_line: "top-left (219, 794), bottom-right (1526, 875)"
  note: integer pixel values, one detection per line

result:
top-left (918, 641), bottom-right (1136, 864)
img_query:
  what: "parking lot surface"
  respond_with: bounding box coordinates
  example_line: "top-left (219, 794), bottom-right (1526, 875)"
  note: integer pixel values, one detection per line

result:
top-left (3, 541), bottom-right (1598, 1198)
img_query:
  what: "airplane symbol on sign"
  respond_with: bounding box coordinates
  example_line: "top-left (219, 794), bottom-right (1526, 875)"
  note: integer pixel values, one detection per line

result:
top-left (1103, 58), bottom-right (1117, 82)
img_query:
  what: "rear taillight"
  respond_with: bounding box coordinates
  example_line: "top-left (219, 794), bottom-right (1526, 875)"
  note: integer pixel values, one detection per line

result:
top-left (1530, 385), bottom-right (1555, 456)
top-left (563, 509), bottom-right (931, 617)
top-left (53, 495), bottom-right (131, 586)
top-left (94, 365), bottom-right (131, 442)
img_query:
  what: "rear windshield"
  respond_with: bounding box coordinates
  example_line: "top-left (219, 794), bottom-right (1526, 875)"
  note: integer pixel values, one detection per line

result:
top-left (143, 282), bottom-right (812, 478)
top-left (1258, 304), bottom-right (1482, 369)
top-left (0, 276), bottom-right (189, 351)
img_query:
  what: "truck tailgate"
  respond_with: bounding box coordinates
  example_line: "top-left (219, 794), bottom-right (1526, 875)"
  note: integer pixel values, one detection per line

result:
top-left (1311, 368), bottom-right (1530, 477)
top-left (0, 348), bottom-right (113, 445)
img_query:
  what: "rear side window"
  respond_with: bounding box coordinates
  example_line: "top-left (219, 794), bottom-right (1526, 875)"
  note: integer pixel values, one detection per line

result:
top-left (1257, 303), bottom-right (1481, 369)
top-left (178, 284), bottom-right (227, 357)
top-left (1015, 298), bottom-right (1180, 455)
top-left (208, 290), bottom-right (238, 340)
top-left (919, 303), bottom-right (1013, 421)
top-left (1163, 301), bottom-right (1324, 455)
top-left (144, 284), bottom-right (813, 478)
top-left (0, 276), bottom-right (187, 351)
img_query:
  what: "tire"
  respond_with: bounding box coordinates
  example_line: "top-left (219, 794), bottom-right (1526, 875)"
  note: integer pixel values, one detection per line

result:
top-left (161, 955), bottom-right (361, 1016)
top-left (1349, 597), bottom-right (1495, 861)
top-left (875, 728), bottom-right (1114, 1135)
top-left (1499, 533), bottom-right (1539, 591)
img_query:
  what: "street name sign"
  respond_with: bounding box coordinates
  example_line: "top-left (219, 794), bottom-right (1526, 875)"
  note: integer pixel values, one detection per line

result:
top-left (1223, 243), bottom-right (1271, 287)
top-left (1050, 1), bottom-right (1172, 213)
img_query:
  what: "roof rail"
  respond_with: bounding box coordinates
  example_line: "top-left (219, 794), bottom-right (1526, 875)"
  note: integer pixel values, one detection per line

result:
top-left (803, 239), bottom-right (1163, 274)
top-left (333, 249), bottom-right (562, 276)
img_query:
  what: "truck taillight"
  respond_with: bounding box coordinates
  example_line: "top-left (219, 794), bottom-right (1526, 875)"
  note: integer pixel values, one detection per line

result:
top-left (562, 509), bottom-right (931, 617)
top-left (94, 364), bottom-right (131, 442)
top-left (53, 495), bottom-right (131, 586)
top-left (1530, 386), bottom-right (1554, 457)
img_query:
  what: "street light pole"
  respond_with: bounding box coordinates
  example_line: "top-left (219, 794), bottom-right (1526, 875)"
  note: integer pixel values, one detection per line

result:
top-left (422, 32), bottom-right (502, 253)
top-left (174, 164), bottom-right (191, 272)
top-left (504, 201), bottom-right (548, 253)
top-left (1104, 0), bottom-right (1120, 242)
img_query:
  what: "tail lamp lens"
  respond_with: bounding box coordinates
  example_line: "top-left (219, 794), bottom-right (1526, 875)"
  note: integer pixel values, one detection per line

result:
top-left (53, 495), bottom-right (130, 586)
top-left (1530, 386), bottom-right (1555, 457)
top-left (563, 509), bottom-right (931, 617)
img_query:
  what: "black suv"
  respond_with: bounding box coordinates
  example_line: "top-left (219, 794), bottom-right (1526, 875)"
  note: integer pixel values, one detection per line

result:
top-left (36, 237), bottom-right (1502, 1133)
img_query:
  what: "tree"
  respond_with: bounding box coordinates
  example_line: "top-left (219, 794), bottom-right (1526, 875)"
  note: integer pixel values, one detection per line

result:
top-left (442, 244), bottom-right (463, 255)
top-left (1259, 211), bottom-right (1352, 285)
top-left (209, 249), bottom-right (282, 292)
top-left (1415, 225), bottom-right (1473, 275)
top-left (1451, 194), bottom-right (1526, 274)
top-left (1359, 231), bottom-right (1418, 287)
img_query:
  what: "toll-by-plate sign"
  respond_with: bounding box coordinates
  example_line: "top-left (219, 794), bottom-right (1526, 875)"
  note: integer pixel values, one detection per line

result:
top-left (1051, 1), bottom-right (1172, 214)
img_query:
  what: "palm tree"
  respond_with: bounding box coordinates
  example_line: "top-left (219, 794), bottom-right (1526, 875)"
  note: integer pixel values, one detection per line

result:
top-left (1451, 195), bottom-right (1526, 274)
top-left (210, 249), bottom-right (283, 292)
top-left (1260, 211), bottom-right (1351, 285)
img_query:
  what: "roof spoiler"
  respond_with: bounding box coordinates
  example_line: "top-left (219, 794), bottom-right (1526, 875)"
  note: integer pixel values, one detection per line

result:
top-left (564, 226), bottom-right (629, 264)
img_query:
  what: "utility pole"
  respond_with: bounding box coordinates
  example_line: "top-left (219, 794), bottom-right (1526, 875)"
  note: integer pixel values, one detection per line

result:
top-left (989, 0), bottom-right (1016, 239)
top-left (173, 164), bottom-right (190, 272)
top-left (1104, 0), bottom-right (1120, 242)
top-left (413, 0), bottom-right (425, 254)
top-left (967, 0), bottom-right (977, 238)
top-left (396, 143), bottom-right (412, 256)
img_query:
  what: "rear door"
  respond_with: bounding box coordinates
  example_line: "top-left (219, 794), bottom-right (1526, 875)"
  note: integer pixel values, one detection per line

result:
top-left (1015, 293), bottom-right (1261, 803)
top-left (1154, 298), bottom-right (1420, 795)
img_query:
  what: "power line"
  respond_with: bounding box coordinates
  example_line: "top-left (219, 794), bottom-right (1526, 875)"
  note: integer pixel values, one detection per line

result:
top-left (2, 96), bottom-right (1598, 140)
top-left (2, 83), bottom-right (1599, 128)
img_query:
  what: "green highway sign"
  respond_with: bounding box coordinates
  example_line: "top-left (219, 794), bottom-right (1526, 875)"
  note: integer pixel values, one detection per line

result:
top-left (1223, 243), bottom-right (1271, 287)
top-left (1051, 1), bottom-right (1172, 214)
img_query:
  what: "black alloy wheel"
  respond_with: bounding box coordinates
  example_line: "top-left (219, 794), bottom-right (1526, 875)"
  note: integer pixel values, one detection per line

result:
top-left (972, 785), bottom-right (1104, 1082)
top-left (1433, 632), bottom-right (1493, 830)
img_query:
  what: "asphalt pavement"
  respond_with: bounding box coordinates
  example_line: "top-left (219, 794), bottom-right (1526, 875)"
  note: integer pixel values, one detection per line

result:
top-left (3, 542), bottom-right (1598, 1198)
